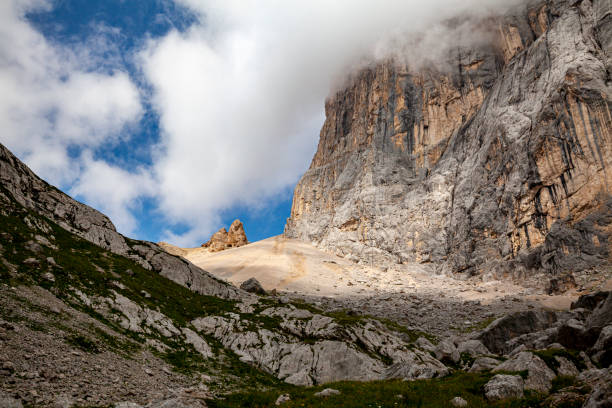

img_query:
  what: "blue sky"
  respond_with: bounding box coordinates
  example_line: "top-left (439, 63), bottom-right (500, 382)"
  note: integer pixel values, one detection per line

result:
top-left (2, 0), bottom-right (309, 245)
top-left (1, 0), bottom-right (519, 247)
top-left (24, 0), bottom-right (298, 244)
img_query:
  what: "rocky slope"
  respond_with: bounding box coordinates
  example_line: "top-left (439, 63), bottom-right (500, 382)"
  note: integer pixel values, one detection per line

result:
top-left (0, 142), bottom-right (457, 405)
top-left (0, 144), bottom-right (239, 301)
top-left (285, 0), bottom-right (612, 283)
top-left (1, 143), bottom-right (611, 406)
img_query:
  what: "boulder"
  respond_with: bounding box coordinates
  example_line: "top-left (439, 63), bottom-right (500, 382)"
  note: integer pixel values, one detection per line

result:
top-left (580, 351), bottom-right (597, 370)
top-left (484, 374), bottom-right (524, 401)
top-left (23, 257), bottom-right (40, 267)
top-left (478, 310), bottom-right (557, 354)
top-left (569, 308), bottom-right (591, 322)
top-left (449, 396), bottom-right (468, 407)
top-left (385, 360), bottom-right (450, 380)
top-left (315, 389), bottom-right (340, 397)
top-left (546, 343), bottom-right (565, 350)
top-left (240, 278), bottom-right (266, 295)
top-left (587, 292), bottom-right (612, 329)
top-left (591, 325), bottom-right (612, 367)
top-left (42, 271), bottom-right (55, 282)
top-left (275, 394), bottom-right (291, 405)
top-left (456, 340), bottom-right (489, 358)
top-left (469, 357), bottom-right (501, 372)
top-left (554, 356), bottom-right (579, 377)
top-left (181, 328), bottom-right (213, 359)
top-left (434, 339), bottom-right (460, 364)
top-left (556, 319), bottom-right (601, 350)
top-left (583, 386), bottom-right (612, 408)
top-left (508, 344), bottom-right (527, 357)
top-left (284, 371), bottom-right (312, 387)
top-left (577, 368), bottom-right (611, 387)
top-left (505, 327), bottom-right (559, 352)
top-left (493, 352), bottom-right (556, 393)
top-left (571, 292), bottom-right (610, 311)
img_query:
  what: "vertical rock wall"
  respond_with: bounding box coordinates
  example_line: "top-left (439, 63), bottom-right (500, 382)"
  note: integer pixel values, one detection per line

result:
top-left (285, 0), bottom-right (612, 280)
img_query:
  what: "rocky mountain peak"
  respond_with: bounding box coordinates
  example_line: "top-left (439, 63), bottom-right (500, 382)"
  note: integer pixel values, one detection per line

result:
top-left (285, 0), bottom-right (612, 285)
top-left (201, 219), bottom-right (248, 252)
top-left (1, 1), bottom-right (612, 406)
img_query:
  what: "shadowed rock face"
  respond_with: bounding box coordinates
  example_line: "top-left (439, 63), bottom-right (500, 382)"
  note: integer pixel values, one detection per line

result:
top-left (285, 0), bottom-right (612, 280)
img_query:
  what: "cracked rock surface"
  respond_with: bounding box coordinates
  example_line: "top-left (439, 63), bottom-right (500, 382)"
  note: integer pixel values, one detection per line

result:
top-left (285, 0), bottom-right (612, 282)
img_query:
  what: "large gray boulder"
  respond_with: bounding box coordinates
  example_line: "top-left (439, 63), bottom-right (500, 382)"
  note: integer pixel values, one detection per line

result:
top-left (504, 327), bottom-right (559, 352)
top-left (493, 351), bottom-right (556, 394)
top-left (591, 325), bottom-right (612, 367)
top-left (554, 356), bottom-right (579, 377)
top-left (478, 310), bottom-right (557, 354)
top-left (240, 277), bottom-right (266, 295)
top-left (469, 356), bottom-right (501, 373)
top-left (587, 292), bottom-right (612, 330)
top-left (556, 318), bottom-right (601, 350)
top-left (434, 339), bottom-right (460, 364)
top-left (457, 339), bottom-right (489, 358)
top-left (484, 375), bottom-right (524, 401)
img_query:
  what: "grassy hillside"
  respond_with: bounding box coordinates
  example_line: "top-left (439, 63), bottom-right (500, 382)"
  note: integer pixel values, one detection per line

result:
top-left (0, 186), bottom-right (558, 407)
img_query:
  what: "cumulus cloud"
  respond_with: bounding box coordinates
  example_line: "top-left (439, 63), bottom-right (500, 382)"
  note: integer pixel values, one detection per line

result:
top-left (1, 0), bottom-right (528, 244)
top-left (71, 153), bottom-right (155, 233)
top-left (0, 0), bottom-right (145, 231)
top-left (142, 0), bottom-right (525, 245)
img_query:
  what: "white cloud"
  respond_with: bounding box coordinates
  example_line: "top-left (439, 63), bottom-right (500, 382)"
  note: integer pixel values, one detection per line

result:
top-left (0, 0), bottom-right (145, 232)
top-left (142, 0), bottom-right (525, 245)
top-left (70, 153), bottom-right (155, 233)
top-left (1, 0), bottom-right (527, 244)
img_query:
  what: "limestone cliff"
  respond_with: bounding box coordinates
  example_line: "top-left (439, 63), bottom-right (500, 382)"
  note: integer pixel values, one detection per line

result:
top-left (285, 0), bottom-right (612, 280)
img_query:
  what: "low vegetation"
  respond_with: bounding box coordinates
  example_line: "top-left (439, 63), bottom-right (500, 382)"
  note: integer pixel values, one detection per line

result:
top-left (0, 192), bottom-right (283, 390)
top-left (207, 372), bottom-right (548, 408)
top-left (1, 190), bottom-right (590, 406)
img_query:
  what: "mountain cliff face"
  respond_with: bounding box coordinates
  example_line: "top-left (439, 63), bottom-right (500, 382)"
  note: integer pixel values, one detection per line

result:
top-left (285, 0), bottom-right (612, 281)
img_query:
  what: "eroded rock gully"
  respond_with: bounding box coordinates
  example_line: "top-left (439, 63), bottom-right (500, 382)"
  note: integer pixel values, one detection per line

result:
top-left (285, 0), bottom-right (612, 282)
